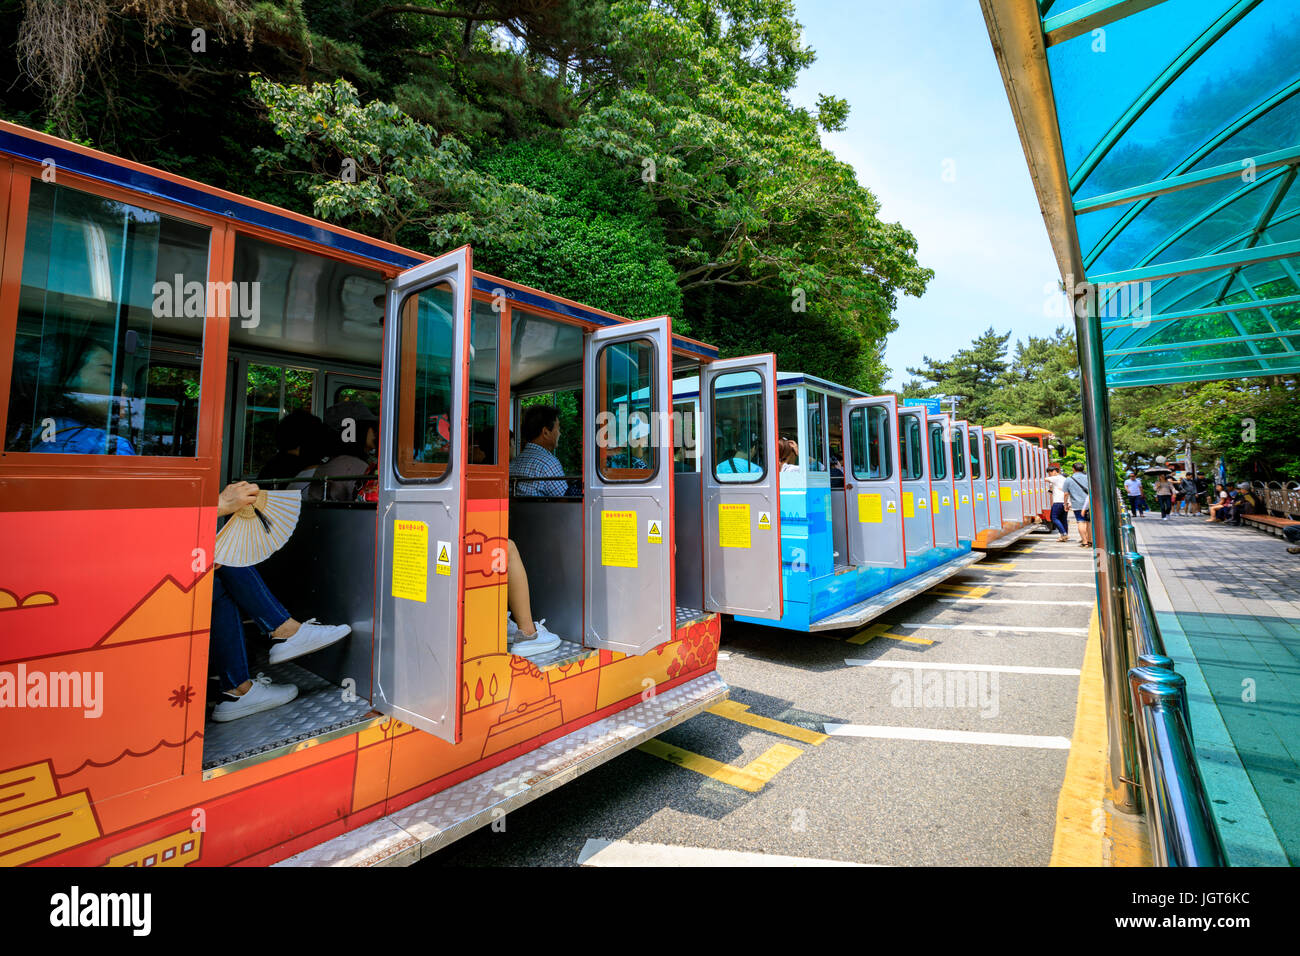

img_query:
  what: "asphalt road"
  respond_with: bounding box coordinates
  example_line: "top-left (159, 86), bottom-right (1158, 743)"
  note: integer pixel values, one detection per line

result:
top-left (425, 530), bottom-right (1096, 866)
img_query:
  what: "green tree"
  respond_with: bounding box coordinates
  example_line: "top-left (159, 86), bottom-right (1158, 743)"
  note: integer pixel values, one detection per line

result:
top-left (904, 327), bottom-right (1011, 423)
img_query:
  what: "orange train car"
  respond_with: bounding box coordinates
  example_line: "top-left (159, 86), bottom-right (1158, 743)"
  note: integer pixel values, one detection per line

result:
top-left (0, 121), bottom-right (796, 866)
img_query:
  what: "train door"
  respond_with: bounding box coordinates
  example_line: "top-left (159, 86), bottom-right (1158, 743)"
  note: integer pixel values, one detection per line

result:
top-left (842, 394), bottom-right (905, 569)
top-left (897, 406), bottom-right (935, 556)
top-left (969, 424), bottom-right (991, 534)
top-left (1020, 442), bottom-right (1032, 519)
top-left (996, 440), bottom-right (1019, 520)
top-left (375, 247), bottom-right (472, 743)
top-left (584, 317), bottom-right (676, 653)
top-left (985, 430), bottom-right (1005, 528)
top-left (952, 420), bottom-right (977, 541)
top-left (700, 355), bottom-right (782, 619)
top-left (930, 414), bottom-right (959, 548)
top-left (1036, 447), bottom-right (1046, 515)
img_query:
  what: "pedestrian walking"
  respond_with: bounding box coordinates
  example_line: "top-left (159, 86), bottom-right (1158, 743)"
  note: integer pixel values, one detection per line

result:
top-left (1123, 473), bottom-right (1146, 517)
top-left (1047, 465), bottom-right (1069, 541)
top-left (1065, 462), bottom-right (1092, 547)
top-left (1154, 475), bottom-right (1174, 520)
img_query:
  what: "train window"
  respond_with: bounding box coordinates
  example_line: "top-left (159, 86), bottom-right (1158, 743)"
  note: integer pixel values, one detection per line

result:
top-left (999, 444), bottom-right (1018, 479)
top-left (929, 422), bottom-right (947, 480)
top-left (332, 384), bottom-right (379, 413)
top-left (395, 283), bottom-right (454, 481)
top-left (951, 428), bottom-right (967, 480)
top-left (245, 364), bottom-right (316, 478)
top-left (968, 433), bottom-right (981, 479)
top-left (597, 339), bottom-right (657, 482)
top-left (777, 388), bottom-right (798, 468)
top-left (230, 235), bottom-right (386, 364)
top-left (711, 369), bottom-right (765, 483)
top-left (828, 395), bottom-right (844, 485)
top-left (805, 389), bottom-right (826, 473)
top-left (984, 435), bottom-right (996, 477)
top-left (673, 400), bottom-right (699, 472)
top-left (899, 414), bottom-right (923, 481)
top-left (5, 181), bottom-right (210, 456)
top-left (848, 405), bottom-right (892, 480)
top-left (469, 301), bottom-right (499, 466)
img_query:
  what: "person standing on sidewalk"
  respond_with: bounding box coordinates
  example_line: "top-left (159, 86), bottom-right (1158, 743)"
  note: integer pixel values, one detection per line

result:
top-left (1047, 465), bottom-right (1069, 541)
top-left (1066, 462), bottom-right (1092, 548)
top-left (1154, 474), bottom-right (1174, 520)
top-left (1123, 473), bottom-right (1146, 517)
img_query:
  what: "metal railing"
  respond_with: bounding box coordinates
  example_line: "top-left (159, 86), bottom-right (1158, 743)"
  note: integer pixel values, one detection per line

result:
top-left (1118, 519), bottom-right (1227, 866)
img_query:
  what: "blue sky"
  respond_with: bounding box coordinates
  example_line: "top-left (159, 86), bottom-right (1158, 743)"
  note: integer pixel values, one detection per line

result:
top-left (789, 0), bottom-right (1065, 390)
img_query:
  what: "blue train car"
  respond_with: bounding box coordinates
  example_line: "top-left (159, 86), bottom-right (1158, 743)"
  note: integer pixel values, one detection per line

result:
top-left (673, 372), bottom-right (983, 633)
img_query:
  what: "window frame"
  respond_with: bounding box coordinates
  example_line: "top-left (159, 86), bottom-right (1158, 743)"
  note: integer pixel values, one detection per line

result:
top-left (596, 336), bottom-right (660, 485)
top-left (709, 368), bottom-right (768, 484)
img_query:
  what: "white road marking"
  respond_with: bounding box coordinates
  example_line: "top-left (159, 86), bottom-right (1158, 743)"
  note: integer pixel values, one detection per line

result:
top-left (844, 660), bottom-right (1081, 676)
top-left (967, 567), bottom-right (1093, 574)
top-left (576, 838), bottom-right (872, 867)
top-left (954, 580), bottom-right (1094, 588)
top-left (822, 723), bottom-right (1071, 749)
top-left (898, 622), bottom-right (1089, 635)
top-left (716, 652), bottom-right (731, 660)
top-left (936, 597), bottom-right (1093, 606)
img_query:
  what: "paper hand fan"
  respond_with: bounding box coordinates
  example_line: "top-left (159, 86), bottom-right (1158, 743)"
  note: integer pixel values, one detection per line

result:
top-left (214, 489), bottom-right (302, 567)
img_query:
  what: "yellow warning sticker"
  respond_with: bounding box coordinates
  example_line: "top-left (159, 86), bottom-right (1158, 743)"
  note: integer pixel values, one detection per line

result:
top-left (435, 540), bottom-right (452, 576)
top-left (647, 519), bottom-right (662, 544)
top-left (719, 502), bottom-right (751, 548)
top-left (902, 492), bottom-right (915, 518)
top-left (977, 492), bottom-right (985, 501)
top-left (392, 520), bottom-right (428, 603)
top-left (1000, 487), bottom-right (1013, 502)
top-left (942, 495), bottom-right (951, 506)
top-left (757, 511), bottom-right (772, 530)
top-left (858, 493), bottom-right (882, 524)
top-left (918, 497), bottom-right (928, 510)
top-left (601, 510), bottom-right (638, 567)
top-left (886, 500), bottom-right (897, 514)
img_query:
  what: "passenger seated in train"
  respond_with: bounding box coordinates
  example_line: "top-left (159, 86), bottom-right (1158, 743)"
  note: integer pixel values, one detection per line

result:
top-left (211, 481), bottom-right (352, 722)
top-left (718, 438), bottom-right (763, 479)
top-left (296, 401), bottom-right (377, 502)
top-left (779, 436), bottom-right (800, 472)
top-left (502, 538), bottom-right (562, 657)
top-left (6, 333), bottom-right (135, 455)
top-left (258, 410), bottom-right (333, 481)
top-left (510, 404), bottom-right (568, 496)
top-left (606, 417), bottom-right (651, 469)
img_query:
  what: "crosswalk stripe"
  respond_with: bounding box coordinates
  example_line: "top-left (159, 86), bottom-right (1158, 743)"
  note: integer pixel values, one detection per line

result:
top-left (897, 622), bottom-right (1089, 634)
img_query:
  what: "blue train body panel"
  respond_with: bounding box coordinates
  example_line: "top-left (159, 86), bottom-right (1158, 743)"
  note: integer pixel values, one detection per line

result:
top-left (736, 483), bottom-right (973, 632)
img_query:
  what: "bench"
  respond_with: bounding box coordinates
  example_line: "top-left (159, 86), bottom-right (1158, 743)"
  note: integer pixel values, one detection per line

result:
top-left (1243, 513), bottom-right (1300, 538)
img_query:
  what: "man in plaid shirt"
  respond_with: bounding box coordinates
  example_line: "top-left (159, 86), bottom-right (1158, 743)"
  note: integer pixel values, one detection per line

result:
top-left (511, 404), bottom-right (568, 496)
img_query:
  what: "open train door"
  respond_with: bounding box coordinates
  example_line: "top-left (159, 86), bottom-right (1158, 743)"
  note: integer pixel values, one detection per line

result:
top-left (584, 317), bottom-right (676, 654)
top-left (969, 424), bottom-right (991, 535)
top-left (700, 354), bottom-right (782, 619)
top-left (985, 429), bottom-right (1005, 528)
top-left (952, 420), bottom-right (977, 542)
top-left (375, 247), bottom-right (472, 743)
top-left (897, 405), bottom-right (935, 556)
top-left (843, 394), bottom-right (905, 569)
top-left (930, 414), bottom-right (959, 549)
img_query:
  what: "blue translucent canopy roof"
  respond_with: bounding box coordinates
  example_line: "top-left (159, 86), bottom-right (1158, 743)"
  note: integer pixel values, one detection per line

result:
top-left (984, 0), bottom-right (1300, 387)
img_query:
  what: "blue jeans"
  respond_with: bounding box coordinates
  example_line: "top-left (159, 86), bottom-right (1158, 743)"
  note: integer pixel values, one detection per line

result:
top-left (1050, 503), bottom-right (1068, 535)
top-left (211, 566), bottom-right (291, 691)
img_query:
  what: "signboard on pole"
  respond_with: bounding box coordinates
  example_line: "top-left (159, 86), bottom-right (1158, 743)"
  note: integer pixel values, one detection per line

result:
top-left (902, 397), bottom-right (942, 414)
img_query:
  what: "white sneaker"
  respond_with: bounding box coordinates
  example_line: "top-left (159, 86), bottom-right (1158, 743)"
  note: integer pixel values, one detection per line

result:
top-left (506, 612), bottom-right (522, 641)
top-left (269, 619), bottom-right (351, 664)
top-left (212, 674), bottom-right (298, 722)
top-left (510, 619), bottom-right (562, 659)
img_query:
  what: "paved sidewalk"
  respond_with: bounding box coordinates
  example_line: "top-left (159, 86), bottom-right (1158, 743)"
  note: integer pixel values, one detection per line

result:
top-left (1132, 514), bottom-right (1297, 866)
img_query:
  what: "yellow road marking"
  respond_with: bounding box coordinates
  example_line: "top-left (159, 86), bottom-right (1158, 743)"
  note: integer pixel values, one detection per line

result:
top-left (981, 563), bottom-right (1018, 571)
top-left (637, 739), bottom-right (803, 792)
top-left (707, 700), bottom-right (828, 745)
top-left (933, 583), bottom-right (992, 598)
top-left (846, 621), bottom-right (934, 646)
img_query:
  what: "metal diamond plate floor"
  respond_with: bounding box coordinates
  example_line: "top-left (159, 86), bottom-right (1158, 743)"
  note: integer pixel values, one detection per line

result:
top-left (203, 658), bottom-right (375, 770)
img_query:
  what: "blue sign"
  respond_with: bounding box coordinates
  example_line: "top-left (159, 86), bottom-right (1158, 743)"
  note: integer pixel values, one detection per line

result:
top-left (902, 397), bottom-right (942, 413)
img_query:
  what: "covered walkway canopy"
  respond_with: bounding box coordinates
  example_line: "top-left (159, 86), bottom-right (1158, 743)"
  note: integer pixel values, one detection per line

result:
top-left (982, 0), bottom-right (1300, 859)
top-left (983, 0), bottom-right (1300, 388)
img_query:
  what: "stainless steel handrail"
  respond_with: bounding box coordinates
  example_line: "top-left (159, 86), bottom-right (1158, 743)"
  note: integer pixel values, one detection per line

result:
top-left (1118, 520), bottom-right (1227, 866)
